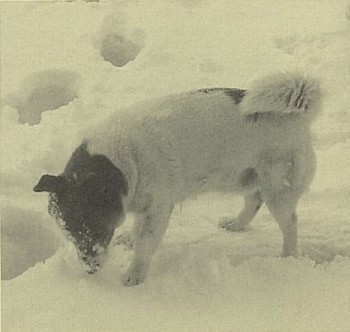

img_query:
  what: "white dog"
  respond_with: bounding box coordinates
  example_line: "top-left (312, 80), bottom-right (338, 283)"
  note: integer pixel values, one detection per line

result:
top-left (34, 71), bottom-right (321, 286)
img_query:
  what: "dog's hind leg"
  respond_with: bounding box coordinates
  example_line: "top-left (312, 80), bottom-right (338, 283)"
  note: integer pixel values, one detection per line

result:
top-left (265, 198), bottom-right (298, 257)
top-left (256, 155), bottom-right (301, 257)
top-left (123, 197), bottom-right (174, 286)
top-left (219, 191), bottom-right (263, 231)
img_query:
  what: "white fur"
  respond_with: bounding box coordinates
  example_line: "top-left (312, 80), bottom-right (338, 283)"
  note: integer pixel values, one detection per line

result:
top-left (84, 72), bottom-right (321, 286)
top-left (239, 71), bottom-right (321, 118)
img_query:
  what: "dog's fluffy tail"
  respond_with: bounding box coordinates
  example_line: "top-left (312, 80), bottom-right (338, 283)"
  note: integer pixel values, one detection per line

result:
top-left (239, 72), bottom-right (321, 121)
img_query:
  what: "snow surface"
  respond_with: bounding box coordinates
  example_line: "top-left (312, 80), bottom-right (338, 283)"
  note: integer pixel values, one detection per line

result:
top-left (1, 1), bottom-right (350, 331)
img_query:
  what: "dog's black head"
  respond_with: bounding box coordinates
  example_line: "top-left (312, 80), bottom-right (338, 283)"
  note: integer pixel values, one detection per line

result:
top-left (34, 143), bottom-right (128, 274)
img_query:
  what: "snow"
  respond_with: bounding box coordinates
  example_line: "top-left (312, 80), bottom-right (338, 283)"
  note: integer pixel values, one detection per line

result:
top-left (1, 1), bottom-right (350, 331)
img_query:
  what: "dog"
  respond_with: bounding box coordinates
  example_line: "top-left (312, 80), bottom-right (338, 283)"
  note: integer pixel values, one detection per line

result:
top-left (34, 71), bottom-right (321, 286)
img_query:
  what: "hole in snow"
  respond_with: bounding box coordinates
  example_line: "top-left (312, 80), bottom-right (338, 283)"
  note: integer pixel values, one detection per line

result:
top-left (100, 33), bottom-right (144, 67)
top-left (97, 14), bottom-right (145, 67)
top-left (6, 69), bottom-right (80, 125)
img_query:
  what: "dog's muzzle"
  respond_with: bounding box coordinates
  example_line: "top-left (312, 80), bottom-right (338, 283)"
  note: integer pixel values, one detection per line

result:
top-left (78, 251), bottom-right (107, 274)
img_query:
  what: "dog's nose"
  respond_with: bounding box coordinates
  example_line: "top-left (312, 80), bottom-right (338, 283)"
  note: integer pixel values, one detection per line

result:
top-left (86, 269), bottom-right (97, 275)
top-left (84, 262), bottom-right (100, 274)
top-left (78, 249), bottom-right (107, 274)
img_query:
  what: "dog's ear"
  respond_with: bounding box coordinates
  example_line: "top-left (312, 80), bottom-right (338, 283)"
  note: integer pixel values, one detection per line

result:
top-left (33, 175), bottom-right (67, 193)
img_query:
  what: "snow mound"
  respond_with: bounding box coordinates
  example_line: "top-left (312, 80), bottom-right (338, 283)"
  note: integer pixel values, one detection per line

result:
top-left (346, 2), bottom-right (350, 21)
top-left (96, 12), bottom-right (145, 67)
top-left (5, 69), bottom-right (80, 125)
top-left (1, 205), bottom-right (61, 280)
top-left (2, 234), bottom-right (350, 332)
top-left (274, 33), bottom-right (336, 56)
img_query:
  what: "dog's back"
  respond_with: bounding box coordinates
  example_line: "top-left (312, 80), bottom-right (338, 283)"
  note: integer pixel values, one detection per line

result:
top-left (87, 72), bottom-right (320, 203)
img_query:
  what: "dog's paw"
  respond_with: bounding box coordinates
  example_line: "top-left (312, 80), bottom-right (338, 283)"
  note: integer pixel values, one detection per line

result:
top-left (218, 217), bottom-right (246, 232)
top-left (281, 249), bottom-right (298, 258)
top-left (121, 268), bottom-right (146, 287)
top-left (114, 231), bottom-right (135, 249)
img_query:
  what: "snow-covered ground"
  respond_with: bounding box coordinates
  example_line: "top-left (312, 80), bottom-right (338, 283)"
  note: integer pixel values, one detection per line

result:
top-left (1, 1), bottom-right (350, 331)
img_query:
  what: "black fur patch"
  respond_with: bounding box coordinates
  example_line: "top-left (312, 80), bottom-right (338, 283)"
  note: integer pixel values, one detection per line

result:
top-left (63, 143), bottom-right (128, 196)
top-left (45, 144), bottom-right (128, 260)
top-left (196, 88), bottom-right (247, 104)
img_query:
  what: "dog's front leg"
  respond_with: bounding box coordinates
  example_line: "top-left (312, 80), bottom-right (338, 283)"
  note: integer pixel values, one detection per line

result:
top-left (123, 199), bottom-right (173, 286)
top-left (114, 217), bottom-right (143, 249)
top-left (219, 191), bottom-right (263, 231)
